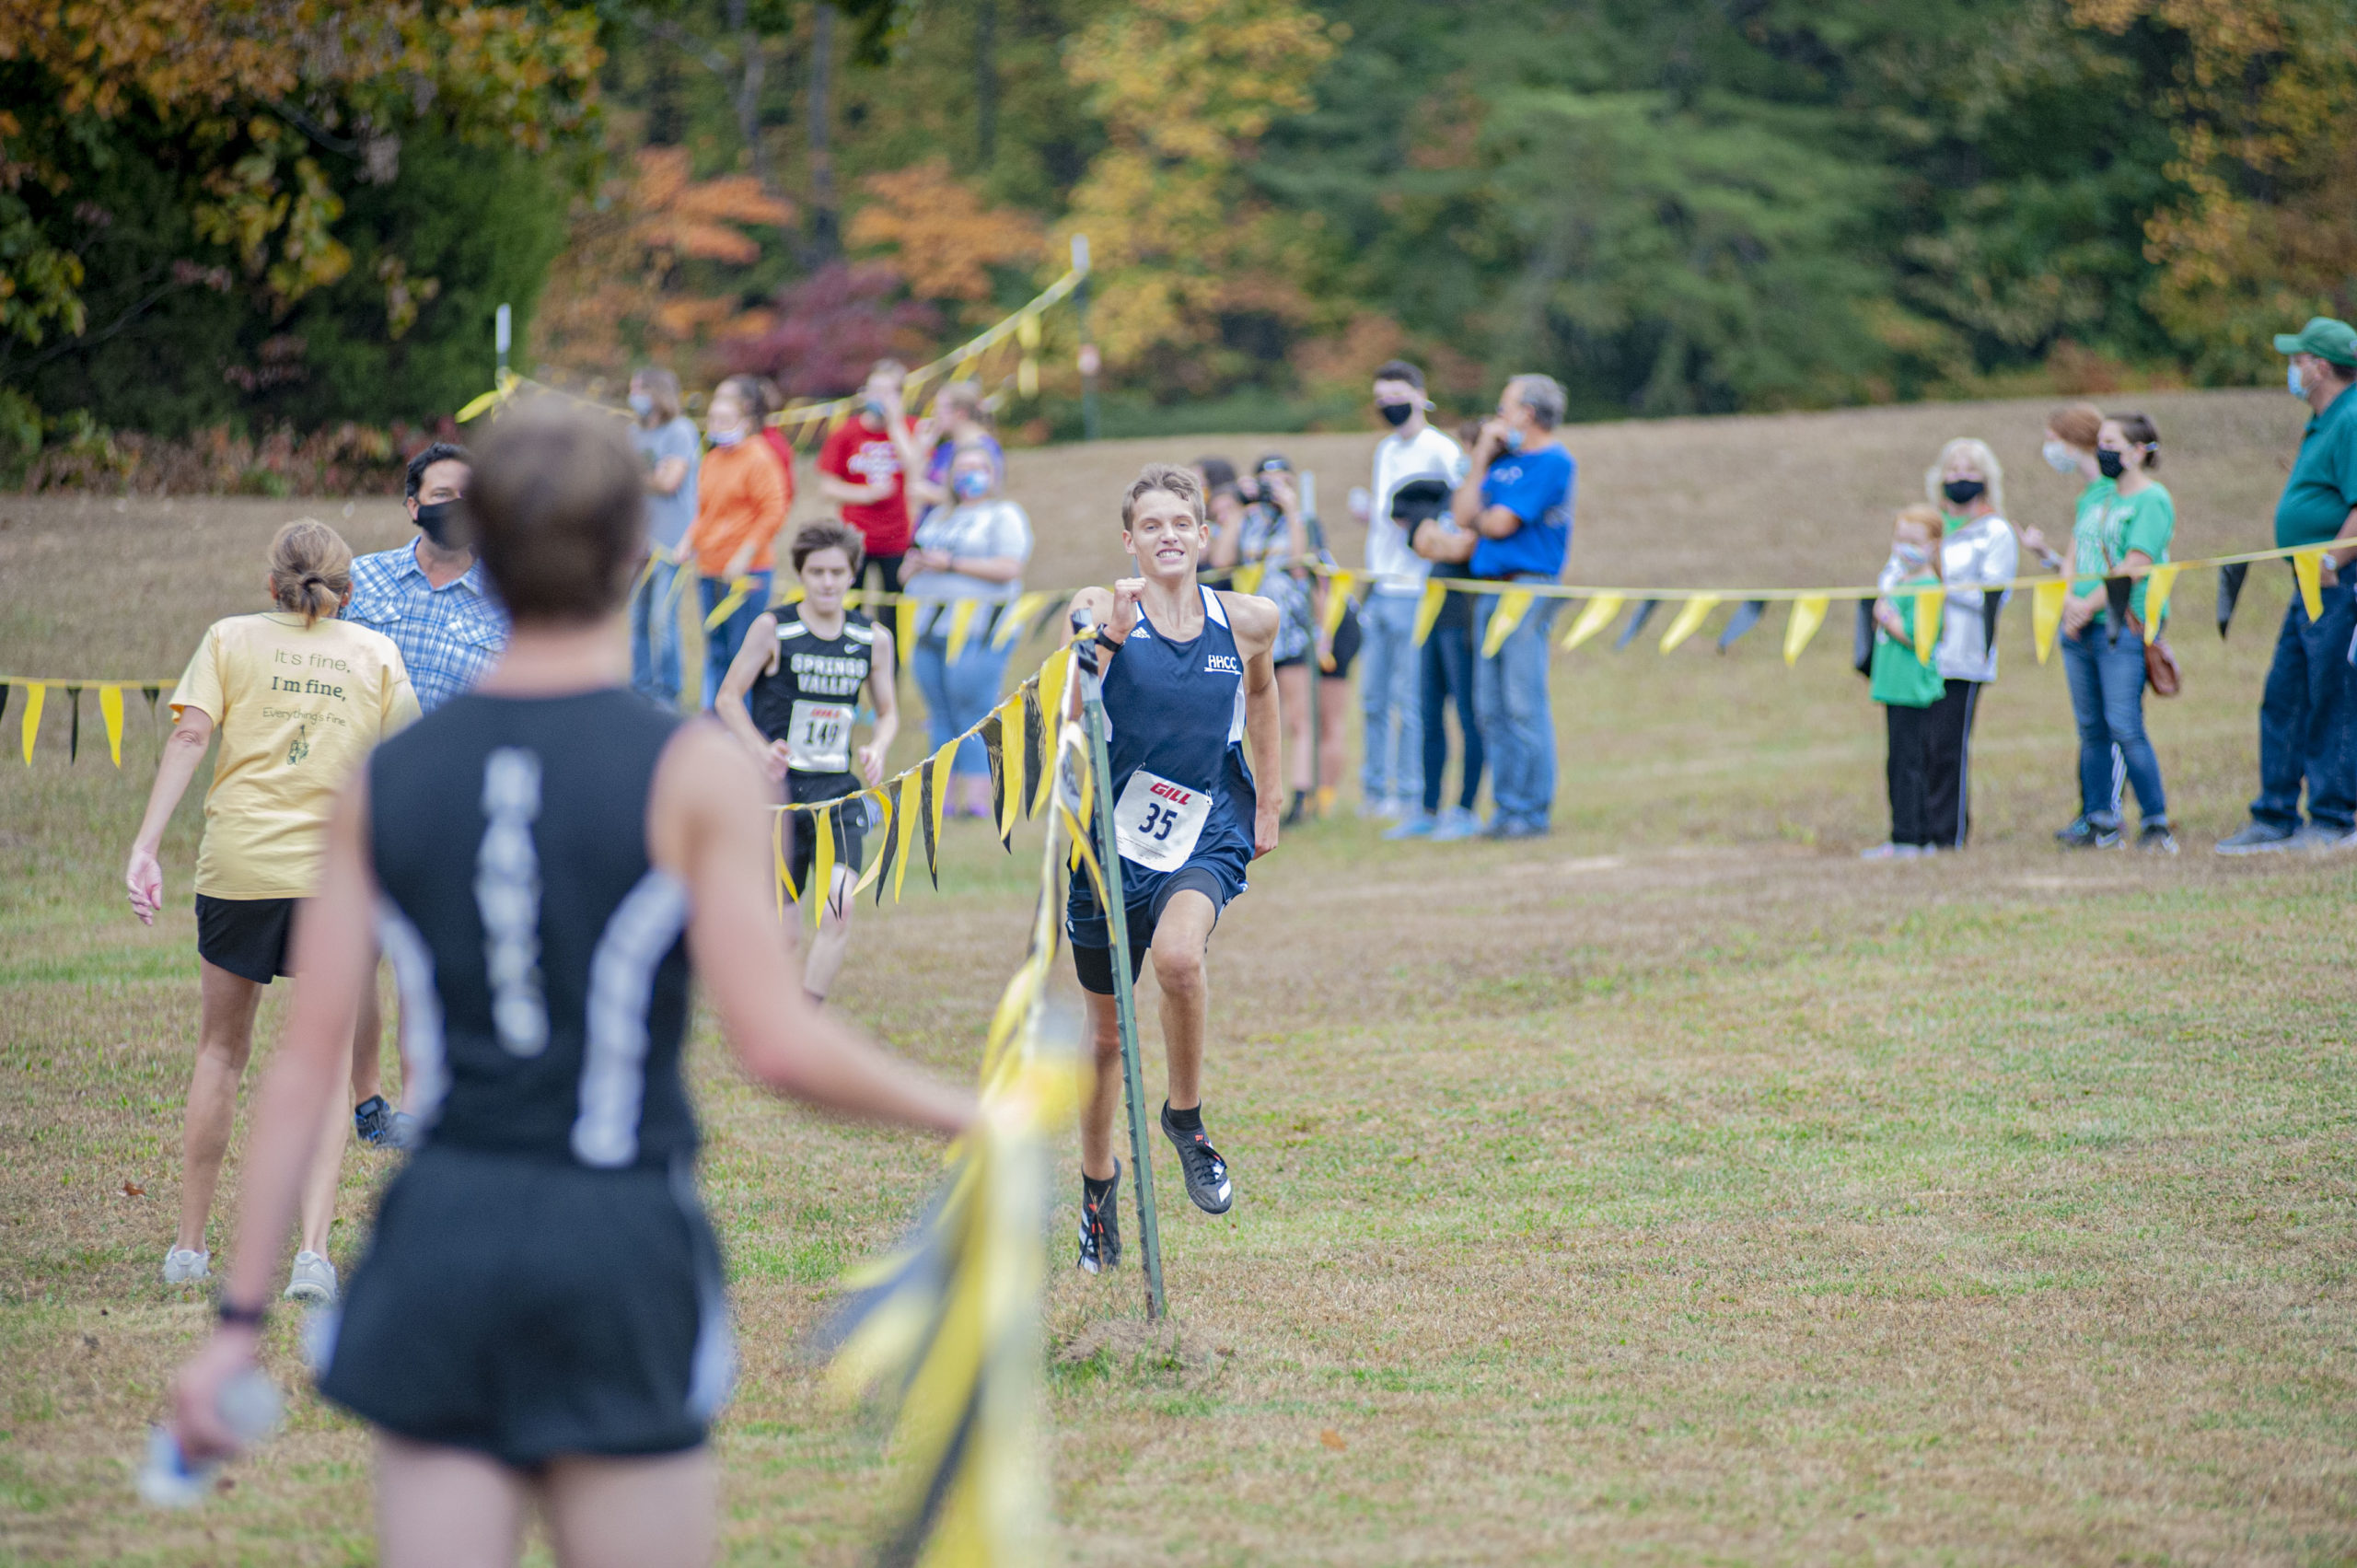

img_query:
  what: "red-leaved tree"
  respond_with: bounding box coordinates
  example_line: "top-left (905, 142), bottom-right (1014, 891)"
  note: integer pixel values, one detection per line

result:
top-left (723, 263), bottom-right (937, 398)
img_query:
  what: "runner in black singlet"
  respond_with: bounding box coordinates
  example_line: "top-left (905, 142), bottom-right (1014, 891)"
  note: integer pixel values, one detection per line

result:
top-left (717, 520), bottom-right (898, 1006)
top-left (168, 407), bottom-right (971, 1568)
top-left (1063, 463), bottom-right (1283, 1273)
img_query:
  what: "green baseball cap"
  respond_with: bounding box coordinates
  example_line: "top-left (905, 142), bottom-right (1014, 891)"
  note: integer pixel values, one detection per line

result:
top-left (2273, 316), bottom-right (2357, 366)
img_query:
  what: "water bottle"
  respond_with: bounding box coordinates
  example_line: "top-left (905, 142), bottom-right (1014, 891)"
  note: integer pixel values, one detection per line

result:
top-left (136, 1367), bottom-right (283, 1508)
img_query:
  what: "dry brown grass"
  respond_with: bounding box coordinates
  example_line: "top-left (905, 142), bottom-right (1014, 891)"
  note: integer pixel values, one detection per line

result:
top-left (4, 389), bottom-right (2354, 1564)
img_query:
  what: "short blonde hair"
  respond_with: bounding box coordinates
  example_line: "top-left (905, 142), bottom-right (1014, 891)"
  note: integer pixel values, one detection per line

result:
top-left (1927, 436), bottom-right (2004, 517)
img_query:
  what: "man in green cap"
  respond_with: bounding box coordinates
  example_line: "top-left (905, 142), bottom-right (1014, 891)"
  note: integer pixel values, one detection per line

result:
top-left (2218, 316), bottom-right (2357, 854)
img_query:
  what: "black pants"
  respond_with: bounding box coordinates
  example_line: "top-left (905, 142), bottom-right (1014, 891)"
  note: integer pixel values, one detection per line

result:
top-left (1923, 678), bottom-right (1981, 849)
top-left (861, 552), bottom-right (905, 598)
top-left (1885, 703), bottom-right (1935, 846)
top-left (1419, 615), bottom-right (1484, 815)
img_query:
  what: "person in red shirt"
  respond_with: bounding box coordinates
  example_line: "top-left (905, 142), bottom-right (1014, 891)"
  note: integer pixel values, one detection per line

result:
top-left (817, 359), bottom-right (928, 595)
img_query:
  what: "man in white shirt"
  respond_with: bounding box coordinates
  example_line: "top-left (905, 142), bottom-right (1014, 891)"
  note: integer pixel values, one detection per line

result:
top-left (1361, 360), bottom-right (1465, 819)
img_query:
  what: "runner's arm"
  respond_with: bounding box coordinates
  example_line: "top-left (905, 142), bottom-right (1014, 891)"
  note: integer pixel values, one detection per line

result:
top-left (172, 776), bottom-right (378, 1456)
top-left (125, 706), bottom-right (214, 924)
top-left (858, 626), bottom-right (900, 784)
top-left (714, 613), bottom-right (786, 770)
top-left (652, 723), bottom-right (975, 1131)
top-left (1223, 595), bottom-right (1284, 856)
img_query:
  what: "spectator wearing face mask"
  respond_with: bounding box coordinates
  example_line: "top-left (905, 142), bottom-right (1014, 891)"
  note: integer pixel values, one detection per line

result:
top-left (625, 368), bottom-right (701, 708)
top-left (901, 442), bottom-right (1034, 819)
top-left (818, 359), bottom-right (929, 597)
top-left (2217, 316), bottom-right (2357, 854)
top-left (2020, 403), bottom-right (2123, 832)
top-left (905, 379), bottom-right (1005, 524)
top-left (1887, 437), bottom-right (2020, 850)
top-left (681, 375), bottom-right (790, 710)
top-left (1362, 359), bottom-right (1464, 824)
top-left (346, 441), bottom-right (505, 714)
top-left (1863, 505), bottom-right (1949, 859)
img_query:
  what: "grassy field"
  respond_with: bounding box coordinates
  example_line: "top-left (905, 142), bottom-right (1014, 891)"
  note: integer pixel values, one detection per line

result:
top-left (3, 388), bottom-right (2353, 1563)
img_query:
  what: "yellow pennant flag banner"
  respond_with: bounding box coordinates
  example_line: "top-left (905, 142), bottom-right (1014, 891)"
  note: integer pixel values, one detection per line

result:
top-left (1782, 597), bottom-right (1829, 667)
top-left (2143, 563), bottom-right (2181, 643)
top-left (818, 714), bottom-right (1090, 1568)
top-left (2294, 549), bottom-right (2326, 621)
top-left (1411, 580), bottom-right (1448, 645)
top-left (1560, 594), bottom-right (1623, 652)
top-left (1911, 586), bottom-right (1944, 667)
top-left (1480, 590), bottom-right (1534, 658)
top-left (2031, 580), bottom-right (2068, 665)
top-left (1657, 595), bottom-right (1719, 654)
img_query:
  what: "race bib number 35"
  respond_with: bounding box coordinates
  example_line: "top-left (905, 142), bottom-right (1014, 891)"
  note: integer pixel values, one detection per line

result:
top-left (787, 700), bottom-right (854, 773)
top-left (1111, 769), bottom-right (1212, 873)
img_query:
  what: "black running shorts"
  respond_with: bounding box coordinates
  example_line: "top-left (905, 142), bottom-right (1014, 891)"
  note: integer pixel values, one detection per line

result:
top-left (784, 777), bottom-right (865, 903)
top-left (194, 894), bottom-right (299, 985)
top-left (1071, 865), bottom-right (1227, 995)
top-left (319, 1144), bottom-right (734, 1469)
top-left (1326, 598), bottom-right (1364, 680)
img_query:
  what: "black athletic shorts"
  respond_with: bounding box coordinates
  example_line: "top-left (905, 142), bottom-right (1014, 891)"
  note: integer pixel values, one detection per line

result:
top-left (319, 1144), bottom-right (734, 1469)
top-left (194, 894), bottom-right (299, 985)
top-left (1326, 598), bottom-right (1363, 679)
top-left (784, 789), bottom-right (866, 900)
top-left (1071, 865), bottom-right (1228, 995)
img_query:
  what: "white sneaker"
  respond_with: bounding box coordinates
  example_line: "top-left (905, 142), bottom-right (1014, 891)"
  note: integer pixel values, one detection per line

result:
top-left (162, 1249), bottom-right (210, 1285)
top-left (284, 1249), bottom-right (338, 1306)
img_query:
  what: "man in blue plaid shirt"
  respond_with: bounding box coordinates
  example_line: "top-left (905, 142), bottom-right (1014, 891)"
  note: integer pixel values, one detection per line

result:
top-left (347, 442), bottom-right (510, 714)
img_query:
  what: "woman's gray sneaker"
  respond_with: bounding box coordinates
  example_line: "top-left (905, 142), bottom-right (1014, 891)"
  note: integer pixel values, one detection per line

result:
top-left (284, 1249), bottom-right (338, 1306)
top-left (2057, 818), bottom-right (2123, 850)
top-left (161, 1249), bottom-right (210, 1285)
top-left (2138, 822), bottom-right (2179, 854)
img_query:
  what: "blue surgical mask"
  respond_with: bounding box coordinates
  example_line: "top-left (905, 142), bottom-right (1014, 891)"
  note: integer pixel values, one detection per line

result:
top-left (628, 392), bottom-right (654, 417)
top-left (1502, 427), bottom-right (1526, 454)
top-left (2290, 362), bottom-right (2307, 399)
top-left (708, 424), bottom-right (745, 447)
top-left (2042, 440), bottom-right (2077, 474)
top-left (1895, 542), bottom-right (1929, 569)
top-left (952, 468), bottom-right (993, 502)
top-left (861, 397), bottom-right (887, 419)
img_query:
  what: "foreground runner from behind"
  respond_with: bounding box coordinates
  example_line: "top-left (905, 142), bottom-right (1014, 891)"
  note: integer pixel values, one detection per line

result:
top-left (1066, 463), bottom-right (1281, 1272)
top-left (716, 519), bottom-right (899, 1005)
top-left (170, 407), bottom-right (972, 1568)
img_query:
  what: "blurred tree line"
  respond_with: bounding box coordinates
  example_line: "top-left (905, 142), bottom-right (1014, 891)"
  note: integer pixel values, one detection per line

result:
top-left (5, 0), bottom-right (2353, 447)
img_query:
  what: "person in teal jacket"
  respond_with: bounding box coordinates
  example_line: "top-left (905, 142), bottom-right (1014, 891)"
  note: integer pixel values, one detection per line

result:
top-left (1864, 505), bottom-right (1948, 860)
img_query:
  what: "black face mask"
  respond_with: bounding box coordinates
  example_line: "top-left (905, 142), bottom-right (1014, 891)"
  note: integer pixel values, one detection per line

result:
top-left (1377, 401), bottom-right (1414, 428)
top-left (1942, 478), bottom-right (1986, 506)
top-left (413, 499), bottom-right (459, 548)
top-left (2096, 449), bottom-right (2126, 480)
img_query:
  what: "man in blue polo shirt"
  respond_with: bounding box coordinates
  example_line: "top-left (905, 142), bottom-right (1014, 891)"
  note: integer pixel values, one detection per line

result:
top-left (2219, 317), bottom-right (2357, 854)
top-left (1442, 373), bottom-right (1573, 839)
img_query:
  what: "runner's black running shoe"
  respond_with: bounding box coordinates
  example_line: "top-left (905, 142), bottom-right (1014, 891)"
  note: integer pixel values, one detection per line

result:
top-left (1160, 1104), bottom-right (1234, 1214)
top-left (1077, 1162), bottom-right (1122, 1274)
top-left (354, 1096), bottom-right (396, 1146)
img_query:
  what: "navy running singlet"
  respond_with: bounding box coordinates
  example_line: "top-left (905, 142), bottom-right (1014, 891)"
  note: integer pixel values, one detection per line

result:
top-left (1068, 585), bottom-right (1258, 947)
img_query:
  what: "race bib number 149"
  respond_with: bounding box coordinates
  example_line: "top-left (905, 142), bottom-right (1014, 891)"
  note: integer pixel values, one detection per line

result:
top-left (1111, 769), bottom-right (1211, 873)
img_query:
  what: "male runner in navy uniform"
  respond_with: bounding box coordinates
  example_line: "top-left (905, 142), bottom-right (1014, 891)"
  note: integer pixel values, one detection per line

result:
top-left (1065, 463), bottom-right (1283, 1272)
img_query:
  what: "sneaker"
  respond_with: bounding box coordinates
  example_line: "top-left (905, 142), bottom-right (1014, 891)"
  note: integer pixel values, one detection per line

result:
top-left (284, 1249), bottom-right (338, 1306)
top-left (389, 1110), bottom-right (422, 1150)
top-left (1428, 807), bottom-right (1482, 842)
top-left (1160, 1103), bottom-right (1233, 1215)
top-left (1076, 1162), bottom-right (1122, 1274)
top-left (1481, 817), bottom-right (1550, 841)
top-left (2056, 818), bottom-right (2123, 850)
top-left (161, 1249), bottom-right (210, 1285)
top-left (1383, 812), bottom-right (1436, 841)
top-left (1858, 842), bottom-right (1923, 861)
top-left (2138, 821), bottom-right (2179, 854)
top-left (354, 1095), bottom-right (396, 1146)
top-left (2215, 821), bottom-right (2297, 855)
top-left (2295, 822), bottom-right (2357, 852)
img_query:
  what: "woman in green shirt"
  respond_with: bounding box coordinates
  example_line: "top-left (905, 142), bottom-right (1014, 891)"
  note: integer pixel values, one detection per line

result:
top-left (2056, 413), bottom-right (2176, 852)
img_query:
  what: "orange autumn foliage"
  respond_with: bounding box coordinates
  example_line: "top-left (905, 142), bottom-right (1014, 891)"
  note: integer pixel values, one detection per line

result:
top-left (847, 158), bottom-right (1042, 303)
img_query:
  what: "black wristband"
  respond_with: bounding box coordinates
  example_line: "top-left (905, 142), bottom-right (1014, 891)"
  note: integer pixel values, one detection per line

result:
top-left (217, 1296), bottom-right (269, 1330)
top-left (1094, 628), bottom-right (1125, 654)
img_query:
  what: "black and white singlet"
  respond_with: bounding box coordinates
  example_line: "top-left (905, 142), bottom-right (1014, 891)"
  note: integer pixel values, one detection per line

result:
top-left (319, 686), bottom-right (728, 1466)
top-left (747, 606), bottom-right (875, 806)
top-left (367, 688), bottom-right (696, 1166)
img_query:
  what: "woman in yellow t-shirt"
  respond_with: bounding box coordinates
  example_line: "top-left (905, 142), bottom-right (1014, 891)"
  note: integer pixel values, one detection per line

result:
top-left (125, 519), bottom-right (421, 1304)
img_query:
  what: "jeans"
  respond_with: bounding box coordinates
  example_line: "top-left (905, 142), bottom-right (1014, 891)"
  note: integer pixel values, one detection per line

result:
top-left (1470, 589), bottom-right (1561, 830)
top-left (1420, 615), bottom-right (1483, 815)
top-left (698, 570), bottom-right (772, 711)
top-left (1358, 590), bottom-right (1423, 805)
top-left (2061, 622), bottom-right (2166, 827)
top-left (2252, 580), bottom-right (2356, 832)
top-left (630, 556), bottom-right (685, 707)
top-left (912, 629), bottom-right (1012, 775)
